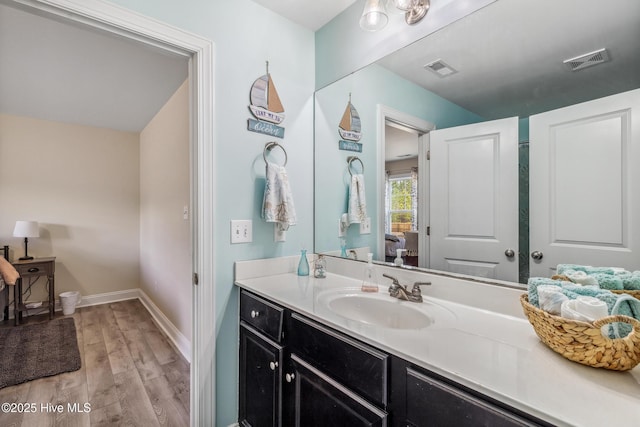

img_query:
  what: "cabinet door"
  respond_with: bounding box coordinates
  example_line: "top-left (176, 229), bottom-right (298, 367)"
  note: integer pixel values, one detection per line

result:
top-left (239, 323), bottom-right (284, 427)
top-left (405, 367), bottom-right (542, 427)
top-left (289, 354), bottom-right (387, 427)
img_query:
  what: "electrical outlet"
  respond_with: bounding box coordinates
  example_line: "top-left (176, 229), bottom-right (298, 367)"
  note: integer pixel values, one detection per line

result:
top-left (360, 217), bottom-right (371, 234)
top-left (231, 220), bottom-right (252, 243)
top-left (274, 226), bottom-right (286, 242)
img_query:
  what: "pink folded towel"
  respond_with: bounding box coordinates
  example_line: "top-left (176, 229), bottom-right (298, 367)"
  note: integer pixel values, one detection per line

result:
top-left (0, 257), bottom-right (19, 285)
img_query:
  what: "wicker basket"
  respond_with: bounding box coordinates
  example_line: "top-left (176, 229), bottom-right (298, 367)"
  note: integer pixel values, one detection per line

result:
top-left (611, 289), bottom-right (640, 300)
top-left (520, 294), bottom-right (640, 371)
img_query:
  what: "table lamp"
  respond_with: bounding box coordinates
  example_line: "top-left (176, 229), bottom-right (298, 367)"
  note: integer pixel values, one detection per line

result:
top-left (13, 221), bottom-right (39, 260)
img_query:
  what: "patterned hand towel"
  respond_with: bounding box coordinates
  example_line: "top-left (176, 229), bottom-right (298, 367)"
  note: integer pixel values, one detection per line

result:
top-left (348, 173), bottom-right (367, 224)
top-left (262, 161), bottom-right (297, 231)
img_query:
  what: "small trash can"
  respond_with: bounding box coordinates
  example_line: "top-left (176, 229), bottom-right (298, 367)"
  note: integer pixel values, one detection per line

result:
top-left (59, 291), bottom-right (81, 315)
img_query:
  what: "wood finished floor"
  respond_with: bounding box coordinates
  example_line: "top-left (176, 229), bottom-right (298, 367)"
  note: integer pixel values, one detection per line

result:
top-left (0, 300), bottom-right (190, 426)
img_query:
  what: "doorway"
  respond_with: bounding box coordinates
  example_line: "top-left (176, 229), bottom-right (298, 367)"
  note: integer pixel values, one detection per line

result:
top-left (2, 0), bottom-right (215, 425)
top-left (377, 105), bottom-right (434, 268)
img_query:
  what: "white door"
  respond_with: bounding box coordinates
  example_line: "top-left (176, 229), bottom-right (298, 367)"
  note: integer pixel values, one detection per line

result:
top-left (430, 117), bottom-right (519, 281)
top-left (529, 89), bottom-right (640, 277)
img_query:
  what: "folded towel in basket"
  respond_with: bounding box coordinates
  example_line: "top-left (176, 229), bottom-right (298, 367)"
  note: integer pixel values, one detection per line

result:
top-left (620, 272), bottom-right (640, 290)
top-left (348, 173), bottom-right (367, 224)
top-left (262, 161), bottom-right (297, 231)
top-left (528, 278), bottom-right (640, 338)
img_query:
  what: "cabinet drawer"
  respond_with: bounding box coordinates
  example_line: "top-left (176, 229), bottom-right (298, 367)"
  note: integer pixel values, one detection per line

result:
top-left (406, 367), bottom-right (545, 427)
top-left (13, 261), bottom-right (54, 277)
top-left (240, 290), bottom-right (284, 343)
top-left (289, 313), bottom-right (389, 408)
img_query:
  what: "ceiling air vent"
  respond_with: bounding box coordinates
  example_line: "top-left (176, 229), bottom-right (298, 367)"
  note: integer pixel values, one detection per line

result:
top-left (563, 48), bottom-right (610, 71)
top-left (424, 59), bottom-right (458, 78)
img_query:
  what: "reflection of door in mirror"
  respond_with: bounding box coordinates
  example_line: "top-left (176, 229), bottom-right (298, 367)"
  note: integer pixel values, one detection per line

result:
top-left (530, 89), bottom-right (640, 277)
top-left (430, 117), bottom-right (519, 282)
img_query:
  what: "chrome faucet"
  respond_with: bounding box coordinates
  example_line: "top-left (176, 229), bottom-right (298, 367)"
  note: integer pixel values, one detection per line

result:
top-left (383, 274), bottom-right (431, 303)
top-left (348, 249), bottom-right (358, 260)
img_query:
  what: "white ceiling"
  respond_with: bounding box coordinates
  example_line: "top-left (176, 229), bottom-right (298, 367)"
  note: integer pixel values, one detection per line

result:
top-left (251, 0), bottom-right (358, 31)
top-left (377, 0), bottom-right (640, 120)
top-left (0, 4), bottom-right (188, 132)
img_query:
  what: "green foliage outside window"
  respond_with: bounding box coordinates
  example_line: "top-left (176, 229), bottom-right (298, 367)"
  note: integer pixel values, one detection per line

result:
top-left (389, 177), bottom-right (413, 233)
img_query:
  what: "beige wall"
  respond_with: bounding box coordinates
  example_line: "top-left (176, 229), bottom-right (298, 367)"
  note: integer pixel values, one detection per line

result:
top-left (139, 80), bottom-right (191, 340)
top-left (0, 113), bottom-right (140, 298)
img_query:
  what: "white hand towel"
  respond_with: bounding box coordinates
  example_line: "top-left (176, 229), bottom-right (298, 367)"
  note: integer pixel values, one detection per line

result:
top-left (348, 173), bottom-right (367, 224)
top-left (262, 161), bottom-right (297, 231)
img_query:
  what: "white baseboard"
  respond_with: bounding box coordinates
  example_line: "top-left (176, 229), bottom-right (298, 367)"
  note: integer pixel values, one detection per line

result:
top-left (138, 288), bottom-right (191, 363)
top-left (3, 287), bottom-right (191, 363)
top-left (77, 288), bottom-right (139, 307)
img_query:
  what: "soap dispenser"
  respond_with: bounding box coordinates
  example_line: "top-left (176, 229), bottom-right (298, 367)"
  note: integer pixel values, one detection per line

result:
top-left (394, 249), bottom-right (406, 266)
top-left (361, 253), bottom-right (379, 292)
top-left (314, 255), bottom-right (327, 279)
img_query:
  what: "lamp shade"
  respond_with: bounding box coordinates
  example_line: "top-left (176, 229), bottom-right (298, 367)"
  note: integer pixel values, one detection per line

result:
top-left (360, 0), bottom-right (388, 31)
top-left (13, 221), bottom-right (40, 238)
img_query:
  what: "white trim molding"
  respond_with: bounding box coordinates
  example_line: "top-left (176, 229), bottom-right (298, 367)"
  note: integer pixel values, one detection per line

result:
top-left (376, 105), bottom-right (435, 267)
top-left (138, 289), bottom-right (191, 363)
top-left (7, 1), bottom-right (216, 425)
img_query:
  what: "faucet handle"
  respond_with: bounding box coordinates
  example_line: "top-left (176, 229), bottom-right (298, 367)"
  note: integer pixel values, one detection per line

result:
top-left (411, 281), bottom-right (431, 294)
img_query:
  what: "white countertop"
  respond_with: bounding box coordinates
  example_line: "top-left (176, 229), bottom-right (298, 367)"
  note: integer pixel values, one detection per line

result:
top-left (234, 257), bottom-right (640, 427)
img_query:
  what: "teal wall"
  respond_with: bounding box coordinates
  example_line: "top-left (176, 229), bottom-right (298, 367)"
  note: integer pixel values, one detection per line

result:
top-left (315, 64), bottom-right (485, 256)
top-left (107, 1), bottom-right (315, 425)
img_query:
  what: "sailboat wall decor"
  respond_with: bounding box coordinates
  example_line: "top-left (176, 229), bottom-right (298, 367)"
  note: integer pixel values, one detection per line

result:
top-left (338, 94), bottom-right (361, 141)
top-left (249, 62), bottom-right (285, 122)
top-left (247, 62), bottom-right (285, 138)
top-left (338, 94), bottom-right (362, 152)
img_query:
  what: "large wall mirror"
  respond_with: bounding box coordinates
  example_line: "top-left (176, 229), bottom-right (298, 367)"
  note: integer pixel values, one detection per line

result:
top-left (314, 0), bottom-right (640, 285)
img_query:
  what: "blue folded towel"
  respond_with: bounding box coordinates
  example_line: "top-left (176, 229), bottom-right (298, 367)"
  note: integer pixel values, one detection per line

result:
top-left (557, 264), bottom-right (619, 276)
top-left (620, 272), bottom-right (640, 291)
top-left (591, 273), bottom-right (624, 290)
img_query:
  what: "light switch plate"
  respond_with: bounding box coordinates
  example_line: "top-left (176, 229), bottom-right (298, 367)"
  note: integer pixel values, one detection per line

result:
top-left (338, 219), bottom-right (346, 237)
top-left (231, 220), bottom-right (252, 243)
top-left (360, 217), bottom-right (371, 235)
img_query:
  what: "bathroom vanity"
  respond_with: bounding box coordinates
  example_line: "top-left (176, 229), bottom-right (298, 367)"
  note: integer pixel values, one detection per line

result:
top-left (235, 256), bottom-right (640, 427)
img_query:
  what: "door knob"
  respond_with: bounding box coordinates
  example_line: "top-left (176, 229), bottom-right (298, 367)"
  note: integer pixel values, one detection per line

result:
top-left (504, 249), bottom-right (515, 258)
top-left (269, 361), bottom-right (278, 371)
top-left (285, 373), bottom-right (296, 383)
top-left (250, 310), bottom-right (260, 318)
top-left (531, 251), bottom-right (543, 260)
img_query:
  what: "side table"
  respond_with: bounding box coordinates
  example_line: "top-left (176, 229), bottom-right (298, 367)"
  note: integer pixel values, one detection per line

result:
top-left (12, 257), bottom-right (56, 325)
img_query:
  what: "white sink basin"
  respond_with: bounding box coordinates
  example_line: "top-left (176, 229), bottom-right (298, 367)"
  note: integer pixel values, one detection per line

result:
top-left (316, 289), bottom-right (456, 330)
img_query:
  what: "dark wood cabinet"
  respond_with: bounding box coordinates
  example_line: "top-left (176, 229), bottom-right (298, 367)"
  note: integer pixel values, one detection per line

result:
top-left (289, 354), bottom-right (387, 427)
top-left (239, 323), bottom-right (284, 427)
top-left (238, 289), bottom-right (550, 427)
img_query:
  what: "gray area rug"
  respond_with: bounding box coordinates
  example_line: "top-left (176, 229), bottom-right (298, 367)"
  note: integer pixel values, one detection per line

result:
top-left (0, 317), bottom-right (81, 388)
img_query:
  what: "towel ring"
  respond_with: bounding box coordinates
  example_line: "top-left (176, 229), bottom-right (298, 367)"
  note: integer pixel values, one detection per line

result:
top-left (347, 156), bottom-right (364, 176)
top-left (263, 141), bottom-right (288, 167)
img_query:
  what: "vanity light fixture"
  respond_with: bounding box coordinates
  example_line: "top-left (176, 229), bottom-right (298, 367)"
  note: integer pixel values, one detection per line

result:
top-left (401, 0), bottom-right (430, 25)
top-left (360, 0), bottom-right (389, 32)
top-left (361, 0), bottom-right (430, 31)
